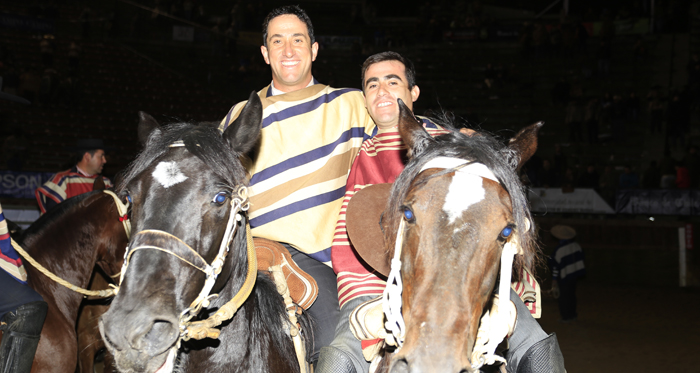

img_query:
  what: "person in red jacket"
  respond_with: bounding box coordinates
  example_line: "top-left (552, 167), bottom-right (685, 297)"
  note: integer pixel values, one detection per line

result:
top-left (675, 160), bottom-right (691, 189)
top-left (35, 138), bottom-right (112, 214)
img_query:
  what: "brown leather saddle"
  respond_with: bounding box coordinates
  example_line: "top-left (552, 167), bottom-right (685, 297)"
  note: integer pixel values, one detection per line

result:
top-left (254, 238), bottom-right (318, 310)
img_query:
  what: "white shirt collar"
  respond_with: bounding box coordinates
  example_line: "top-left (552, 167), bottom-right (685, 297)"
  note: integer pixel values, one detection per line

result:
top-left (269, 77), bottom-right (315, 96)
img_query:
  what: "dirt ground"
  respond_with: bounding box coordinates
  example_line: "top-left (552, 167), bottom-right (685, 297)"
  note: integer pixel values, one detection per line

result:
top-left (537, 281), bottom-right (700, 372)
top-left (94, 282), bottom-right (698, 373)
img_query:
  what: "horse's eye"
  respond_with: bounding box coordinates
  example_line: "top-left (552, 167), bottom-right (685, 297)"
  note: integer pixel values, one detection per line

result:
top-left (403, 207), bottom-right (415, 222)
top-left (124, 194), bottom-right (132, 204)
top-left (212, 192), bottom-right (228, 205)
top-left (501, 226), bottom-right (513, 238)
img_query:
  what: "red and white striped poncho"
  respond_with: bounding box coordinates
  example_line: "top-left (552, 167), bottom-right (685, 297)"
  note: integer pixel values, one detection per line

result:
top-left (331, 120), bottom-right (449, 309)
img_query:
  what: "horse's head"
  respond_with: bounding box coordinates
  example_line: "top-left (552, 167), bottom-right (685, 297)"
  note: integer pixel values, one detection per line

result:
top-left (99, 93), bottom-right (261, 373)
top-left (384, 101), bottom-right (541, 372)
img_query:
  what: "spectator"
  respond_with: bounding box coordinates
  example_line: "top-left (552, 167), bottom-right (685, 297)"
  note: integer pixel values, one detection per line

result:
top-left (549, 225), bottom-right (585, 323)
top-left (648, 93), bottom-right (665, 134)
top-left (598, 165), bottom-right (617, 206)
top-left (666, 91), bottom-right (690, 150)
top-left (483, 63), bottom-right (498, 89)
top-left (596, 41), bottom-right (611, 77)
top-left (553, 144), bottom-right (568, 175)
top-left (633, 36), bottom-right (648, 61)
top-left (39, 35), bottom-right (54, 67)
top-left (675, 161), bottom-right (691, 189)
top-left (577, 164), bottom-right (599, 188)
top-left (584, 97), bottom-right (600, 143)
top-left (642, 161), bottom-right (661, 188)
top-left (561, 167), bottom-right (576, 192)
top-left (626, 91), bottom-right (640, 121)
top-left (565, 99), bottom-right (585, 143)
top-left (660, 152), bottom-right (677, 188)
top-left (68, 42), bottom-right (81, 76)
top-left (683, 146), bottom-right (700, 188)
top-left (538, 159), bottom-right (559, 188)
top-left (551, 77), bottom-right (570, 106)
top-left (619, 165), bottom-right (640, 189)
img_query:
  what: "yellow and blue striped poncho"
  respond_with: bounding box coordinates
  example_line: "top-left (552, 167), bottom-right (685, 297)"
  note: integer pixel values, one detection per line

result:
top-left (220, 84), bottom-right (376, 265)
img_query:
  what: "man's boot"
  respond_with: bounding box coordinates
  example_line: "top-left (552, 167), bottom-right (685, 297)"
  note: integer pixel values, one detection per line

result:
top-left (0, 301), bottom-right (48, 373)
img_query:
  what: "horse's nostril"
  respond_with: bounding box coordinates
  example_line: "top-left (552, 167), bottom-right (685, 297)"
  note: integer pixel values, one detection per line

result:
top-left (144, 319), bottom-right (178, 347)
top-left (391, 358), bottom-right (410, 373)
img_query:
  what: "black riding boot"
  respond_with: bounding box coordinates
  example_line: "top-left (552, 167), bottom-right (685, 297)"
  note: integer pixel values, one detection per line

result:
top-left (0, 301), bottom-right (48, 373)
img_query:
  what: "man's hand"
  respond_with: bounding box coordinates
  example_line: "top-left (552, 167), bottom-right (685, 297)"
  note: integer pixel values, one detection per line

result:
top-left (550, 282), bottom-right (560, 299)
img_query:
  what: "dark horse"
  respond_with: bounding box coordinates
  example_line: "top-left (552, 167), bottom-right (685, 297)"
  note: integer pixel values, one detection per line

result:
top-left (99, 93), bottom-right (308, 373)
top-left (353, 102), bottom-right (542, 372)
top-left (0, 188), bottom-right (129, 373)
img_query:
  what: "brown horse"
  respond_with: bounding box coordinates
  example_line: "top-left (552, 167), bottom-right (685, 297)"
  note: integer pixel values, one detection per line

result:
top-left (0, 189), bottom-right (129, 373)
top-left (351, 102), bottom-right (541, 372)
top-left (77, 271), bottom-right (116, 373)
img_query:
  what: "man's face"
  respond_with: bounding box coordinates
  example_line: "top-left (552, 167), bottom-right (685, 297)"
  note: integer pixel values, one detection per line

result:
top-left (260, 14), bottom-right (318, 93)
top-left (86, 149), bottom-right (106, 175)
top-left (363, 60), bottom-right (420, 130)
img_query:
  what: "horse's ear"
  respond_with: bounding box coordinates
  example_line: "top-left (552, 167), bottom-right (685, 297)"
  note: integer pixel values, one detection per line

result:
top-left (397, 98), bottom-right (433, 158)
top-left (93, 176), bottom-right (106, 191)
top-left (506, 121), bottom-right (543, 172)
top-left (138, 111), bottom-right (161, 147)
top-left (224, 91), bottom-right (262, 154)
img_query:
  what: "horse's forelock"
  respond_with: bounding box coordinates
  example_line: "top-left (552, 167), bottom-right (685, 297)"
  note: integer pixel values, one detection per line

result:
top-left (117, 122), bottom-right (247, 193)
top-left (384, 126), bottom-right (539, 274)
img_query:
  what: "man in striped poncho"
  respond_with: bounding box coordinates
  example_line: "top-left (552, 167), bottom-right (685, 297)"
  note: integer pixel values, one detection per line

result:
top-left (219, 6), bottom-right (375, 365)
top-left (320, 52), bottom-right (566, 373)
top-left (35, 139), bottom-right (112, 214)
top-left (0, 205), bottom-right (48, 373)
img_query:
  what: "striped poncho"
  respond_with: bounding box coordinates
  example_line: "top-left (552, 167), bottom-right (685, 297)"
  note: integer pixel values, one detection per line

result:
top-left (331, 121), bottom-right (449, 308)
top-left (0, 204), bottom-right (26, 284)
top-left (35, 166), bottom-right (112, 214)
top-left (220, 84), bottom-right (375, 265)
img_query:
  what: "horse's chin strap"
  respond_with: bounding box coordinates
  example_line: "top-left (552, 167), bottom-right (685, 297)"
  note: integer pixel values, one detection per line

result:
top-left (114, 186), bottom-right (256, 345)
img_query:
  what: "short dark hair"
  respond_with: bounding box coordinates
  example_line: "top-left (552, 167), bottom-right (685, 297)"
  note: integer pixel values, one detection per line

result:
top-left (262, 5), bottom-right (315, 47)
top-left (361, 51), bottom-right (417, 90)
top-left (74, 149), bottom-right (100, 164)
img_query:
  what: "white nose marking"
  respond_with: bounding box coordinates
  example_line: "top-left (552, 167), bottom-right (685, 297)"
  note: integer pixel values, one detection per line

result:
top-left (152, 161), bottom-right (188, 188)
top-left (443, 173), bottom-right (484, 224)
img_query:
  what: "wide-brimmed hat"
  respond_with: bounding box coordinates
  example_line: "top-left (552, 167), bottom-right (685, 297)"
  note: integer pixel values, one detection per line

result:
top-left (345, 183), bottom-right (393, 278)
top-left (551, 225), bottom-right (576, 240)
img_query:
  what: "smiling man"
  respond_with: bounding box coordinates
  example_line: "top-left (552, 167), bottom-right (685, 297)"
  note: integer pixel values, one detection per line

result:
top-left (320, 51), bottom-right (448, 373)
top-left (219, 6), bottom-right (375, 366)
top-left (323, 52), bottom-right (565, 373)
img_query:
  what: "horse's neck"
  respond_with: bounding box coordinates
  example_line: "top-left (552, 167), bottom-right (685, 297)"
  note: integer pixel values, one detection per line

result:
top-left (24, 197), bottom-right (112, 320)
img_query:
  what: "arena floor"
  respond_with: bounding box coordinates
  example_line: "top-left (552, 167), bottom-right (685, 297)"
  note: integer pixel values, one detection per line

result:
top-left (537, 282), bottom-right (700, 372)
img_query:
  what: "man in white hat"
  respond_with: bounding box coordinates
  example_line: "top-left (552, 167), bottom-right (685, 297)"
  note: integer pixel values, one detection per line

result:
top-left (549, 225), bottom-right (586, 322)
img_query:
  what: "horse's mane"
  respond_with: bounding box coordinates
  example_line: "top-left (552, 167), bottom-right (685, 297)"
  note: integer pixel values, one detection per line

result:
top-left (116, 122), bottom-right (247, 194)
top-left (384, 121), bottom-right (539, 274)
top-left (20, 191), bottom-right (99, 245)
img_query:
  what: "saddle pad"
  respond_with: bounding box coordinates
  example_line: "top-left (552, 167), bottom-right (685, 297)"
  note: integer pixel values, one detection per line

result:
top-left (254, 238), bottom-right (318, 310)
